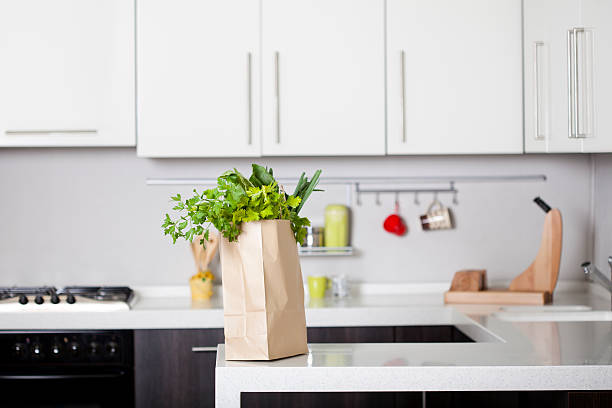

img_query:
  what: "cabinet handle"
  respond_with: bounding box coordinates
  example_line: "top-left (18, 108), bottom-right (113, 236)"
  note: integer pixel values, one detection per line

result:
top-left (572, 28), bottom-right (581, 138)
top-left (567, 28), bottom-right (590, 139)
top-left (534, 41), bottom-right (545, 140)
top-left (5, 129), bottom-right (97, 136)
top-left (400, 50), bottom-right (406, 143)
top-left (274, 51), bottom-right (280, 144)
top-left (247, 52), bottom-right (252, 145)
top-left (574, 28), bottom-right (591, 139)
top-left (567, 29), bottom-right (576, 138)
top-left (192, 346), bottom-right (217, 352)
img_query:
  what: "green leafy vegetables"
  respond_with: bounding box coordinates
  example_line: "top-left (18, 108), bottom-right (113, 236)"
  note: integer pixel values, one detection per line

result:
top-left (163, 165), bottom-right (322, 247)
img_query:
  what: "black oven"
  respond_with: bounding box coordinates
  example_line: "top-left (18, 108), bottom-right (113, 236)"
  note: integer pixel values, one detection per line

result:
top-left (0, 330), bottom-right (134, 408)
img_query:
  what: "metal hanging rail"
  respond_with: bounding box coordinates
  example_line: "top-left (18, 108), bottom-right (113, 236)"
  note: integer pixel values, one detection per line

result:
top-left (147, 175), bottom-right (546, 207)
top-left (354, 182), bottom-right (460, 206)
top-left (146, 174), bottom-right (547, 186)
top-left (355, 185), bottom-right (458, 195)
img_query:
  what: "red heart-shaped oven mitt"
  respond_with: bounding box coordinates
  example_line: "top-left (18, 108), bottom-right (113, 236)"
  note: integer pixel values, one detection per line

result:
top-left (383, 214), bottom-right (407, 236)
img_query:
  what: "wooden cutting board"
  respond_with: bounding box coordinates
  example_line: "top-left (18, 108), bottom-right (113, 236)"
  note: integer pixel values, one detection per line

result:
top-left (444, 289), bottom-right (551, 305)
top-left (445, 202), bottom-right (562, 306)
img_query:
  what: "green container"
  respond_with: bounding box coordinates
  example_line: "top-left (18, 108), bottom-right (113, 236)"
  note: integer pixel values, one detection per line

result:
top-left (308, 276), bottom-right (330, 299)
top-left (324, 204), bottom-right (349, 247)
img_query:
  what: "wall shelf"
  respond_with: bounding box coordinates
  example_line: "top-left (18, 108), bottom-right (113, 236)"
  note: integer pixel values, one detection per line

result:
top-left (298, 246), bottom-right (354, 257)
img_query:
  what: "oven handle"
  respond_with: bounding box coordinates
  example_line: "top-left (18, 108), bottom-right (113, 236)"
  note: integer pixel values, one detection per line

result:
top-left (0, 371), bottom-right (127, 380)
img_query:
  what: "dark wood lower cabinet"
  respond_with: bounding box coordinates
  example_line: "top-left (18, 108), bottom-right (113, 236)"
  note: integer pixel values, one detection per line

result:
top-left (242, 392), bottom-right (400, 408)
top-left (134, 328), bottom-right (224, 408)
top-left (394, 325), bottom-right (474, 343)
top-left (134, 327), bottom-right (609, 408)
top-left (307, 325), bottom-right (473, 344)
top-left (568, 391), bottom-right (612, 408)
top-left (423, 391), bottom-right (568, 408)
top-left (307, 326), bottom-right (395, 343)
top-left (419, 391), bottom-right (612, 408)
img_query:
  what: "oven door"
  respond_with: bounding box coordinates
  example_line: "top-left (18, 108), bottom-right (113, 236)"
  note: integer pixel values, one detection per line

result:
top-left (0, 367), bottom-right (134, 408)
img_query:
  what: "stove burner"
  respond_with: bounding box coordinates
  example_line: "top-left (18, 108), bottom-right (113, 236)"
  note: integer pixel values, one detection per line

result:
top-left (60, 286), bottom-right (133, 303)
top-left (0, 286), bottom-right (133, 305)
top-left (0, 287), bottom-right (58, 304)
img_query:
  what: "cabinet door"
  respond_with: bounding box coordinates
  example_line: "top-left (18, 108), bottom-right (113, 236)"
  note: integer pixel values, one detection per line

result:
top-left (241, 392), bottom-right (399, 408)
top-left (137, 0), bottom-right (260, 157)
top-left (581, 0), bottom-right (612, 152)
top-left (386, 0), bottom-right (523, 154)
top-left (134, 329), bottom-right (224, 408)
top-left (524, 0), bottom-right (582, 152)
top-left (261, 0), bottom-right (385, 156)
top-left (425, 391), bottom-right (569, 408)
top-left (0, 0), bottom-right (134, 147)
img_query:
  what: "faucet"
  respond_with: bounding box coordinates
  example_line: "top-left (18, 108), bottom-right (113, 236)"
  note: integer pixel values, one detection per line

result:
top-left (581, 257), bottom-right (612, 308)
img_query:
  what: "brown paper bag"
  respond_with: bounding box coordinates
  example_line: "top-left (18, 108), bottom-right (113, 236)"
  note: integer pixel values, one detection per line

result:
top-left (220, 220), bottom-right (308, 361)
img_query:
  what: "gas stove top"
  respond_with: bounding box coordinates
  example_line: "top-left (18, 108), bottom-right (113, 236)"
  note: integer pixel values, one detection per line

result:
top-left (0, 286), bottom-right (134, 312)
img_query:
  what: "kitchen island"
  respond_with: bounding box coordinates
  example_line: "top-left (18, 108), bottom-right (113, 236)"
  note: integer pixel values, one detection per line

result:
top-left (215, 285), bottom-right (612, 407)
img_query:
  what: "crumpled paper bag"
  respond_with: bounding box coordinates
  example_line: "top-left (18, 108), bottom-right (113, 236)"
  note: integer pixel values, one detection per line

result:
top-left (220, 220), bottom-right (308, 360)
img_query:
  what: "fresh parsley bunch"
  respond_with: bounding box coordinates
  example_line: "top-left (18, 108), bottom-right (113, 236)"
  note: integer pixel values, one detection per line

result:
top-left (163, 164), bottom-right (322, 247)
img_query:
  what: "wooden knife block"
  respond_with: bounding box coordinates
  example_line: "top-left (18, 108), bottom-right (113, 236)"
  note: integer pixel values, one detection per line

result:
top-left (445, 208), bottom-right (562, 305)
top-left (509, 208), bottom-right (562, 294)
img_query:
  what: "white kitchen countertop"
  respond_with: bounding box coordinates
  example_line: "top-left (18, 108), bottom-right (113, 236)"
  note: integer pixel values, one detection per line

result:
top-left (210, 283), bottom-right (612, 405)
top-left (0, 281), bottom-right (604, 330)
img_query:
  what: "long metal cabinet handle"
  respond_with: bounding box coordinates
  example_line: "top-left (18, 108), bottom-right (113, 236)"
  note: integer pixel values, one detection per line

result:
top-left (568, 28), bottom-right (588, 139)
top-left (534, 42), bottom-right (545, 140)
top-left (247, 52), bottom-right (252, 145)
top-left (400, 50), bottom-right (406, 143)
top-left (573, 28), bottom-right (586, 138)
top-left (572, 28), bottom-right (580, 138)
top-left (192, 346), bottom-right (217, 352)
top-left (5, 129), bottom-right (98, 135)
top-left (567, 29), bottom-right (576, 138)
top-left (274, 51), bottom-right (280, 144)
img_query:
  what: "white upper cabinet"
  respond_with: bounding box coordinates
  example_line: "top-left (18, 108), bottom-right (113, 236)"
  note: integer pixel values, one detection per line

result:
top-left (261, 0), bottom-right (385, 156)
top-left (580, 0), bottom-right (612, 152)
top-left (524, 0), bottom-right (612, 153)
top-left (523, 0), bottom-right (578, 153)
top-left (0, 0), bottom-right (134, 147)
top-left (137, 0), bottom-right (260, 157)
top-left (386, 0), bottom-right (523, 155)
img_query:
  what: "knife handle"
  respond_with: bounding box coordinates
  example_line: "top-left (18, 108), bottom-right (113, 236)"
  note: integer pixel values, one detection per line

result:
top-left (533, 196), bottom-right (552, 213)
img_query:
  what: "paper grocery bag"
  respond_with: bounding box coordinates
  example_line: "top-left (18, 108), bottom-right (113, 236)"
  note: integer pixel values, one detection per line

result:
top-left (220, 220), bottom-right (308, 360)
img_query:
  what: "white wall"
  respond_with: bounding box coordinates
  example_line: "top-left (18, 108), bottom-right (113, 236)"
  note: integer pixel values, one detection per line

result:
top-left (0, 149), bottom-right (593, 286)
top-left (593, 154), bottom-right (612, 267)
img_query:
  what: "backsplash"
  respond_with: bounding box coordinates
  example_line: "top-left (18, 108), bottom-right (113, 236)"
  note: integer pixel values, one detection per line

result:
top-left (0, 149), bottom-right (594, 286)
top-left (594, 154), bottom-right (612, 266)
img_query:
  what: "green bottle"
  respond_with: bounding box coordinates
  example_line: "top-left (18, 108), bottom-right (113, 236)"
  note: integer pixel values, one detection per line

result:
top-left (324, 204), bottom-right (349, 247)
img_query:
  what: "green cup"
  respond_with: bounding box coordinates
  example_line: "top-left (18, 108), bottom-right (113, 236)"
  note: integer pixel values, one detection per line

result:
top-left (308, 276), bottom-right (330, 299)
